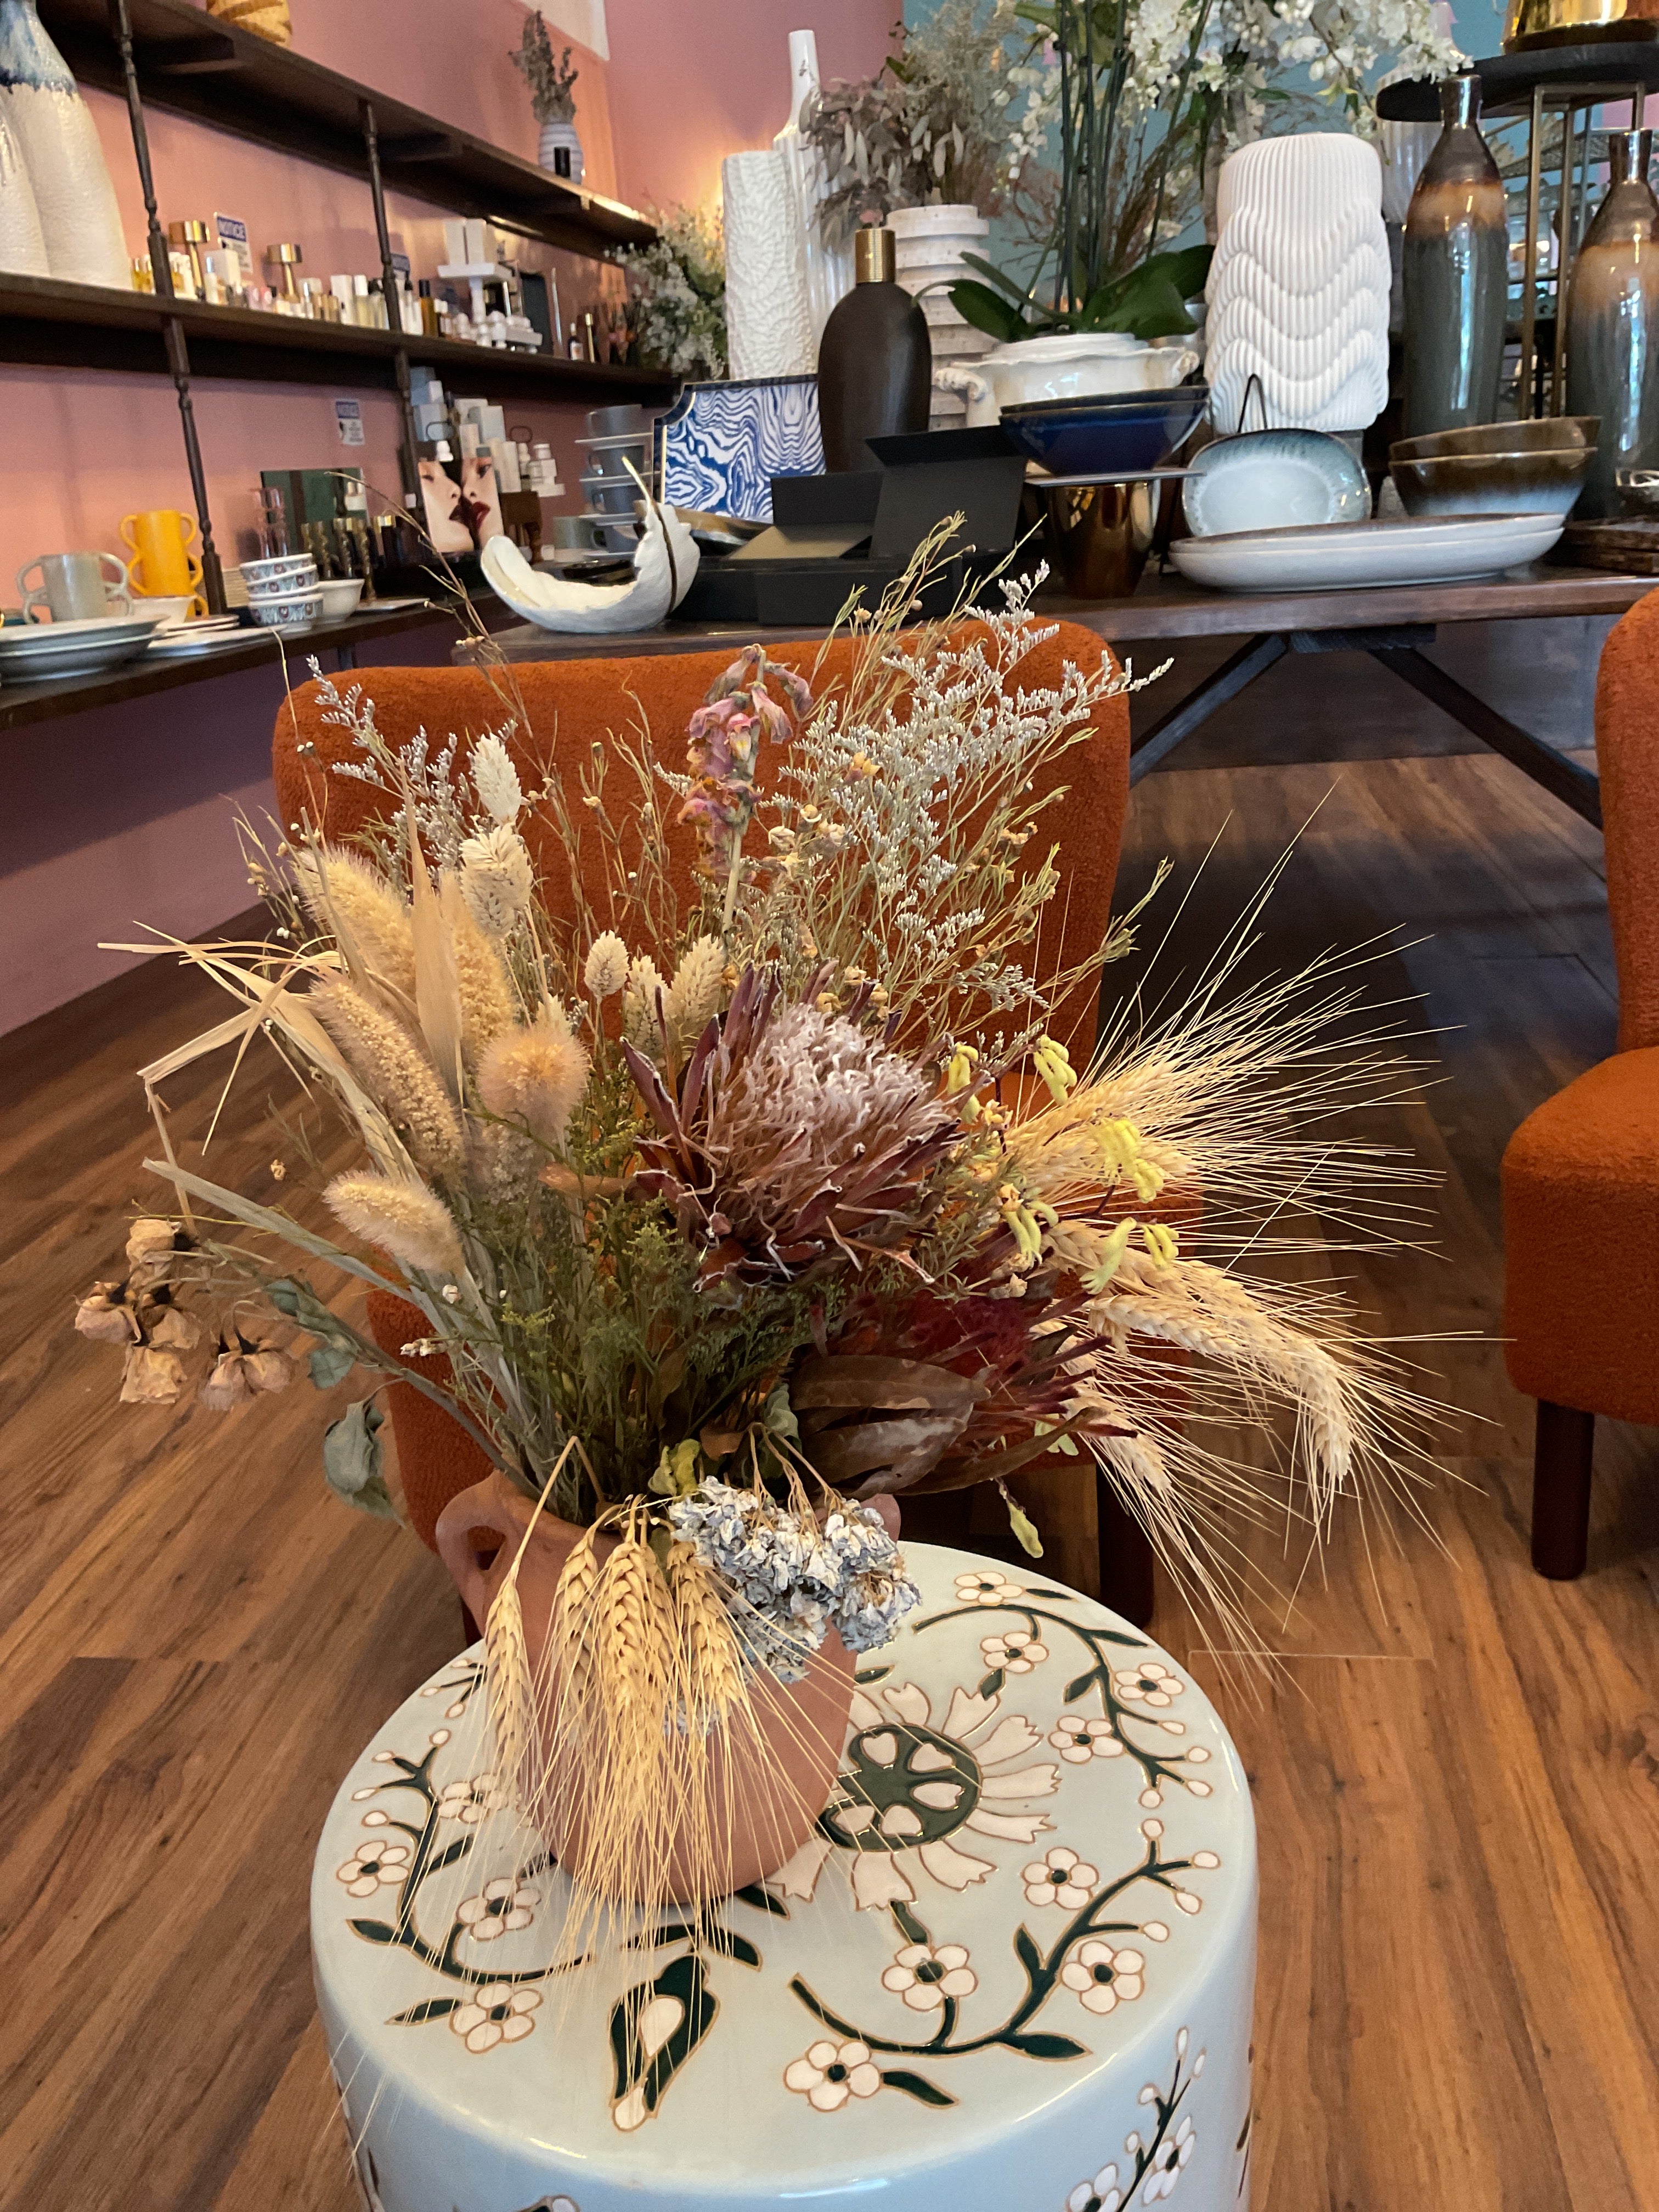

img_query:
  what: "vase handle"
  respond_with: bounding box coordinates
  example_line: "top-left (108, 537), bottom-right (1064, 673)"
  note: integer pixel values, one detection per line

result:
top-left (434, 1477), bottom-right (522, 1629)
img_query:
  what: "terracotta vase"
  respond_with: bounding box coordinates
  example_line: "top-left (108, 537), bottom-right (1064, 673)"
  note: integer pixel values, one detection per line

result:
top-left (435, 1471), bottom-right (855, 1904)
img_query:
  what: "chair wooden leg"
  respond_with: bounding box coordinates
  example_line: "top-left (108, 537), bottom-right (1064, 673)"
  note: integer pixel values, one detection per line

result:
top-left (1096, 1470), bottom-right (1155, 1628)
top-left (1531, 1400), bottom-right (1595, 1579)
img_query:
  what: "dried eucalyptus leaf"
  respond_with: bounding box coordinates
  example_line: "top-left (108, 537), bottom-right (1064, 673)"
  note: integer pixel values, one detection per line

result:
top-left (308, 1338), bottom-right (358, 1390)
top-left (323, 1398), bottom-right (396, 1518)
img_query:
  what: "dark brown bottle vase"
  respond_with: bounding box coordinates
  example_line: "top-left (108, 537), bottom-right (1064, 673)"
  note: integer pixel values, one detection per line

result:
top-left (1567, 129), bottom-right (1659, 519)
top-left (1402, 73), bottom-right (1509, 440)
top-left (815, 227), bottom-right (932, 472)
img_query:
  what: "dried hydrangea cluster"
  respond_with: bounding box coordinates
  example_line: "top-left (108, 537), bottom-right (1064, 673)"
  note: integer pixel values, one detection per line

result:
top-left (77, 536), bottom-right (1436, 1679)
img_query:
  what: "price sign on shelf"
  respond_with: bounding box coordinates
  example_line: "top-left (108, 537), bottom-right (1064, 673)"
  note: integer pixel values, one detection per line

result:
top-left (334, 397), bottom-right (365, 448)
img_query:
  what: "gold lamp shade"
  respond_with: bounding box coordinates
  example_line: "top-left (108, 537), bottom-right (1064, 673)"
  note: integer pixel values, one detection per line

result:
top-left (1504, 0), bottom-right (1659, 53)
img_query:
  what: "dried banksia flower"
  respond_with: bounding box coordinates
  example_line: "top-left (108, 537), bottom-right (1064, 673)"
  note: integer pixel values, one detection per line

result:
top-left (448, 882), bottom-right (519, 1064)
top-left (469, 731), bottom-right (524, 825)
top-left (663, 934), bottom-right (725, 1058)
top-left (120, 1344), bottom-right (187, 1404)
top-left (200, 1340), bottom-right (294, 1411)
top-left (622, 953), bottom-right (667, 1052)
top-left (459, 824), bottom-right (533, 939)
top-left (294, 845), bottom-right (416, 999)
top-left (325, 1171), bottom-right (465, 1277)
top-left (310, 979), bottom-right (465, 1178)
top-left (75, 1283), bottom-right (141, 1345)
top-left (477, 1008), bottom-right (590, 1152)
top-left (584, 932), bottom-right (628, 1001)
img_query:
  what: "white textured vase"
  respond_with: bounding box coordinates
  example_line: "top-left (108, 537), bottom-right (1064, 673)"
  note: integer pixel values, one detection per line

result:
top-left (1205, 133), bottom-right (1390, 435)
top-left (888, 203), bottom-right (995, 428)
top-left (722, 147), bottom-right (815, 381)
top-left (0, 0), bottom-right (128, 287)
top-left (0, 97), bottom-right (46, 275)
top-left (773, 28), bottom-right (851, 353)
top-left (538, 116), bottom-right (584, 187)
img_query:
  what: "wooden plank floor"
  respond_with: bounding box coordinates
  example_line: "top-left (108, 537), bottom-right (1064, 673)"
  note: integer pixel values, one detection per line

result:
top-left (1, 746), bottom-right (1655, 2211)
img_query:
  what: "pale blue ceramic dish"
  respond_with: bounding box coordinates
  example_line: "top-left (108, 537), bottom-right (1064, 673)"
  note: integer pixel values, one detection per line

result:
top-left (1181, 428), bottom-right (1370, 538)
top-left (1000, 385), bottom-right (1209, 477)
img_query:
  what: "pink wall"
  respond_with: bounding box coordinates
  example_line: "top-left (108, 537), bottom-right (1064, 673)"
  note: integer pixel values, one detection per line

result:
top-left (6, 0), bottom-right (895, 1037)
top-left (606, 1), bottom-right (894, 213)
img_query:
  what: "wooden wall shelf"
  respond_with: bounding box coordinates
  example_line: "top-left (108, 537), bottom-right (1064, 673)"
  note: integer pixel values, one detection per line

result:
top-left (0, 271), bottom-right (676, 403)
top-left (38, 0), bottom-right (656, 256)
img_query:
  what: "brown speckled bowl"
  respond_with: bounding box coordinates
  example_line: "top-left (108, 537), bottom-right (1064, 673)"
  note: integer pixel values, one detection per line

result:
top-left (1390, 445), bottom-right (1593, 517)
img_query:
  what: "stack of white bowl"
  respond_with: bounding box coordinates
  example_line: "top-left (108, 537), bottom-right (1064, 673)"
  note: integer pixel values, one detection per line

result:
top-left (240, 555), bottom-right (323, 634)
top-left (888, 205), bottom-right (998, 430)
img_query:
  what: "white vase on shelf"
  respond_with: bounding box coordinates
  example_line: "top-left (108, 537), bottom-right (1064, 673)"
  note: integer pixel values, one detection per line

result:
top-left (888, 203), bottom-right (994, 428)
top-left (538, 115), bottom-right (584, 187)
top-left (0, 99), bottom-right (47, 275)
top-left (772, 27), bottom-right (852, 353)
top-left (1204, 133), bottom-right (1390, 435)
top-left (722, 147), bottom-right (815, 381)
top-left (0, 0), bottom-right (127, 287)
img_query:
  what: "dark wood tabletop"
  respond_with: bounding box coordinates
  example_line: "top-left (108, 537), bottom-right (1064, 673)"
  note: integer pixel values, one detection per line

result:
top-left (459, 562), bottom-right (1654, 666)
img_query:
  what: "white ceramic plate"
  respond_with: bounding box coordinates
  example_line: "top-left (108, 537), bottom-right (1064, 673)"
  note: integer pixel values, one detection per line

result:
top-left (0, 613), bottom-right (161, 651)
top-left (1171, 512), bottom-right (1565, 592)
top-left (1182, 429), bottom-right (1370, 537)
top-left (352, 595), bottom-right (430, 613)
top-left (146, 625), bottom-right (252, 657)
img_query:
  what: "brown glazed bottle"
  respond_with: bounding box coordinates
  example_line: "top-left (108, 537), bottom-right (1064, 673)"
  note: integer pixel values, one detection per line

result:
top-left (1566, 129), bottom-right (1659, 518)
top-left (815, 226), bottom-right (932, 471)
top-left (1402, 73), bottom-right (1509, 439)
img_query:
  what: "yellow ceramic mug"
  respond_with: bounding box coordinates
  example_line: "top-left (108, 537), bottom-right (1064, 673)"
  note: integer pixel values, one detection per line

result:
top-left (121, 507), bottom-right (205, 609)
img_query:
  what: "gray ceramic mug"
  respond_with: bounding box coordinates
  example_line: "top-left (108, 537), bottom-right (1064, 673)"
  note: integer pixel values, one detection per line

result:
top-left (19, 549), bottom-right (132, 623)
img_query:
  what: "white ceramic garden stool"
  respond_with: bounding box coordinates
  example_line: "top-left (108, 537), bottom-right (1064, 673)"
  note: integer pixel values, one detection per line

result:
top-left (312, 1543), bottom-right (1257, 2212)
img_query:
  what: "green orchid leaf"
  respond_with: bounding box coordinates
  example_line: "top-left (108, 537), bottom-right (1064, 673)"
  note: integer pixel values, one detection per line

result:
top-left (390, 1996), bottom-right (462, 2024)
top-left (347, 1918), bottom-right (398, 1945)
top-left (1004, 2029), bottom-right (1089, 2059)
top-left (1087, 270), bottom-right (1195, 341)
top-left (958, 251), bottom-right (1035, 304)
top-left (308, 1338), bottom-right (358, 1390)
top-left (881, 2069), bottom-right (956, 2107)
top-left (609, 1951), bottom-right (717, 2123)
top-left (324, 1398), bottom-right (397, 1519)
top-left (949, 279), bottom-right (1029, 343)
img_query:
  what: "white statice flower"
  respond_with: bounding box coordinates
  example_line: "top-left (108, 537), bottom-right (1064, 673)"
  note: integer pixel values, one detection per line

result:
top-left (584, 931), bottom-right (629, 1000)
top-left (469, 731), bottom-right (523, 825)
top-left (459, 824), bottom-right (534, 939)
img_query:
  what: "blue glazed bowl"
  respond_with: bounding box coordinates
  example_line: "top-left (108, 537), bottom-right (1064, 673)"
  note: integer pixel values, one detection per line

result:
top-left (1001, 385), bottom-right (1209, 477)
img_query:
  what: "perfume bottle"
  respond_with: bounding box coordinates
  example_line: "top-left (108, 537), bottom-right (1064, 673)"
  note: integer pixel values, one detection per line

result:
top-left (1566, 128), bottom-right (1659, 518)
top-left (1401, 72), bottom-right (1509, 439)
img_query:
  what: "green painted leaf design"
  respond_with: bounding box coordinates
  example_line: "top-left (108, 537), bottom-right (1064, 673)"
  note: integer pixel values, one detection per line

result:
top-left (881, 2069), bottom-right (956, 2107)
top-left (390, 1996), bottom-right (462, 2024)
top-left (347, 1918), bottom-right (398, 1945)
top-left (1063, 1667), bottom-right (1102, 1702)
top-left (1013, 1923), bottom-right (1045, 1991)
top-left (609, 1951), bottom-right (717, 2123)
top-left (978, 1667), bottom-right (1007, 1697)
top-left (732, 1883), bottom-right (789, 1918)
top-left (697, 1925), bottom-right (761, 1967)
top-left (1003, 2029), bottom-right (1088, 2060)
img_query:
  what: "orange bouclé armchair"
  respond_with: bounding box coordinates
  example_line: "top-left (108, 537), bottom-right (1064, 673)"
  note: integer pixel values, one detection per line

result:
top-left (272, 628), bottom-right (1136, 1593)
top-left (1502, 593), bottom-right (1659, 1577)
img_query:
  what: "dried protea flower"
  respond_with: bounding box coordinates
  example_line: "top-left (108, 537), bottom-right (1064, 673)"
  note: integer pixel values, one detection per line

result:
top-left (75, 1282), bottom-right (141, 1345)
top-left (294, 845), bottom-right (416, 999)
top-left (120, 1345), bottom-right (187, 1404)
top-left (310, 979), bottom-right (465, 1178)
top-left (469, 731), bottom-right (523, 825)
top-left (628, 970), bottom-right (960, 1291)
top-left (584, 932), bottom-right (629, 1000)
top-left (325, 1171), bottom-right (465, 1277)
top-left (200, 1340), bottom-right (295, 1412)
top-left (458, 824), bottom-right (533, 939)
top-left (477, 1008), bottom-right (590, 1151)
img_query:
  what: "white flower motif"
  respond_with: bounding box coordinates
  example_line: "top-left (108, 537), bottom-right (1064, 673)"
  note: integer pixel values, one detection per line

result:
top-left (335, 1839), bottom-right (409, 1897)
top-left (1067, 2165), bottom-right (1123, 2212)
top-left (982, 1628), bottom-right (1049, 1673)
top-left (1050, 1713), bottom-right (1124, 1763)
top-left (1113, 1661), bottom-right (1184, 1708)
top-left (1141, 2114), bottom-right (1195, 2200)
top-left (1022, 1846), bottom-right (1100, 1909)
top-left (448, 1982), bottom-right (541, 2053)
top-left (881, 1940), bottom-right (978, 2011)
top-left (1060, 1940), bottom-right (1146, 2015)
top-left (771, 1677), bottom-right (1062, 1913)
top-left (437, 1773), bottom-right (502, 1824)
top-left (456, 1877), bottom-right (539, 1942)
top-left (783, 2037), bottom-right (883, 2112)
top-left (955, 1568), bottom-right (1025, 1606)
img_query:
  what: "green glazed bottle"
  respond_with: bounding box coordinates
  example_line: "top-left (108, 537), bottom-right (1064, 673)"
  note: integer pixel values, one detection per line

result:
top-left (1566, 128), bottom-right (1659, 519)
top-left (1402, 73), bottom-right (1509, 439)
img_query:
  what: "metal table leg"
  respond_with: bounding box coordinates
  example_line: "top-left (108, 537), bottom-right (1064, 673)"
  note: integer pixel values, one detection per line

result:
top-left (1128, 633), bottom-right (1287, 781)
top-left (1368, 643), bottom-right (1602, 828)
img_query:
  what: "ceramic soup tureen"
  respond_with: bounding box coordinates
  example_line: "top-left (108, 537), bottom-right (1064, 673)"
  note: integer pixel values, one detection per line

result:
top-left (936, 332), bottom-right (1201, 427)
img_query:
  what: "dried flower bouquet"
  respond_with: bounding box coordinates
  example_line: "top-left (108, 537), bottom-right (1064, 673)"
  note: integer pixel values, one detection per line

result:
top-left (78, 541), bottom-right (1435, 1900)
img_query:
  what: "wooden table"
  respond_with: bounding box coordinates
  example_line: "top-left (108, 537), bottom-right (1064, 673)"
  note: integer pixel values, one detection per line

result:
top-left (460, 565), bottom-right (1653, 830)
